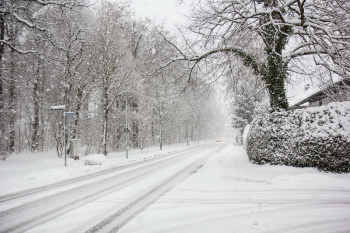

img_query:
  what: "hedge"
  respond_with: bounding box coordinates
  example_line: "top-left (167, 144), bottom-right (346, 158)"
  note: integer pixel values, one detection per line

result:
top-left (246, 101), bottom-right (350, 172)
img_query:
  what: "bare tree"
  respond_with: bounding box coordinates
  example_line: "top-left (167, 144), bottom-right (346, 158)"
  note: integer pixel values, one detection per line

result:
top-left (0, 0), bottom-right (85, 157)
top-left (89, 2), bottom-right (135, 156)
top-left (161, 0), bottom-right (350, 111)
top-left (44, 4), bottom-right (92, 155)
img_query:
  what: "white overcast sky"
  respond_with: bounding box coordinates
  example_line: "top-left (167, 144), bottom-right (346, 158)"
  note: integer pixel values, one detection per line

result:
top-left (129, 0), bottom-right (192, 29)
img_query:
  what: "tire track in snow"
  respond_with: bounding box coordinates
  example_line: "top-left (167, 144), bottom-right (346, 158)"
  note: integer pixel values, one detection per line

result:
top-left (78, 142), bottom-right (229, 233)
top-left (0, 144), bottom-right (216, 233)
top-left (0, 144), bottom-right (208, 203)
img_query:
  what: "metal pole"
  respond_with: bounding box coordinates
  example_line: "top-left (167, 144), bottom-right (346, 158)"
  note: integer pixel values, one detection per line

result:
top-left (126, 90), bottom-right (128, 159)
top-left (64, 112), bottom-right (67, 167)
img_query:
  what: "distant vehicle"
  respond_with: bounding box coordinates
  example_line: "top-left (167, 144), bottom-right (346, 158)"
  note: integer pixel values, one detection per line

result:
top-left (216, 138), bottom-right (222, 142)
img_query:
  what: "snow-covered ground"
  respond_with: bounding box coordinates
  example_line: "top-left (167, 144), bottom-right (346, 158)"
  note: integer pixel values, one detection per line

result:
top-left (120, 142), bottom-right (350, 233)
top-left (0, 141), bottom-right (206, 196)
top-left (1, 140), bottom-right (350, 232)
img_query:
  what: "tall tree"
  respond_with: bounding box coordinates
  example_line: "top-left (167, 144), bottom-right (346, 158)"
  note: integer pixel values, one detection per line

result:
top-left (45, 4), bottom-right (91, 155)
top-left (164, 0), bottom-right (350, 111)
top-left (90, 2), bottom-right (135, 156)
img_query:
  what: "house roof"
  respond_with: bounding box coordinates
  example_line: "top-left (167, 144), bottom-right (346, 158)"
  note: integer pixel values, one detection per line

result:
top-left (292, 90), bottom-right (327, 106)
top-left (292, 79), bottom-right (350, 107)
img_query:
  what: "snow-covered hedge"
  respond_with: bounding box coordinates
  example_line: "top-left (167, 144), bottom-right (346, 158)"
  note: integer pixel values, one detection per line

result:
top-left (247, 101), bottom-right (350, 172)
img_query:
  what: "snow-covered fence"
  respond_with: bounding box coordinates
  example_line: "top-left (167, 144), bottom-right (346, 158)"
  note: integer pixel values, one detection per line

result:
top-left (247, 101), bottom-right (350, 172)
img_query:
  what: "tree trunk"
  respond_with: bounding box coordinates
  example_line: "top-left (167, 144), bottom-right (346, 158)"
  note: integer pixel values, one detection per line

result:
top-left (261, 15), bottom-right (292, 111)
top-left (71, 87), bottom-right (83, 139)
top-left (159, 103), bottom-right (162, 150)
top-left (132, 121), bottom-right (138, 148)
top-left (185, 119), bottom-right (189, 146)
top-left (151, 108), bottom-right (155, 146)
top-left (102, 108), bottom-right (108, 156)
top-left (159, 118), bottom-right (162, 151)
top-left (264, 53), bottom-right (289, 111)
top-left (0, 13), bottom-right (6, 158)
top-left (176, 125), bottom-right (179, 146)
top-left (101, 84), bottom-right (109, 156)
top-left (31, 59), bottom-right (41, 152)
top-left (8, 49), bottom-right (15, 153)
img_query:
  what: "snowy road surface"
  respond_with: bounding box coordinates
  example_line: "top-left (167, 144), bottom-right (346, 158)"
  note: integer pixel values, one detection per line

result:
top-left (1, 140), bottom-right (350, 232)
top-left (0, 142), bottom-right (225, 232)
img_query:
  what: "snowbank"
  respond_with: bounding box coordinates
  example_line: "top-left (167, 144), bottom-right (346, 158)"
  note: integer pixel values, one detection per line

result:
top-left (84, 154), bottom-right (109, 165)
top-left (247, 101), bottom-right (350, 172)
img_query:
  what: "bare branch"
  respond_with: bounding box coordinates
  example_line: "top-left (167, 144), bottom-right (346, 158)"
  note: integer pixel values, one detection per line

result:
top-left (0, 40), bottom-right (39, 54)
top-left (10, 12), bottom-right (46, 31)
top-left (155, 27), bottom-right (188, 59)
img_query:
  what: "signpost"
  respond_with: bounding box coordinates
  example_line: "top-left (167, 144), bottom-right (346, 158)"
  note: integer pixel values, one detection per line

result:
top-left (50, 105), bottom-right (76, 167)
top-left (65, 112), bottom-right (76, 117)
top-left (125, 91), bottom-right (129, 159)
top-left (51, 105), bottom-right (65, 111)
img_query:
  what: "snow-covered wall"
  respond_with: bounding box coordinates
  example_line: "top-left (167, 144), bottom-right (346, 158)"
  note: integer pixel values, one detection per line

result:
top-left (247, 101), bottom-right (350, 172)
top-left (242, 124), bottom-right (250, 150)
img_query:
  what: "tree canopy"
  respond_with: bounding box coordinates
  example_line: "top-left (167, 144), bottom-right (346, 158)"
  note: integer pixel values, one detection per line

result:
top-left (167, 0), bottom-right (350, 111)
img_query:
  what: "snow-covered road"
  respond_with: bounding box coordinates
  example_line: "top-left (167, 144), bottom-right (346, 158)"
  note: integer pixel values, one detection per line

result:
top-left (0, 141), bottom-right (228, 232)
top-left (1, 140), bottom-right (350, 232)
top-left (119, 141), bottom-right (350, 233)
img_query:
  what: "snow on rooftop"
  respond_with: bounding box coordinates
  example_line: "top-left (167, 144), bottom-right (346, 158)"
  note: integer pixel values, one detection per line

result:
top-left (287, 81), bottom-right (320, 106)
top-left (287, 74), bottom-right (344, 107)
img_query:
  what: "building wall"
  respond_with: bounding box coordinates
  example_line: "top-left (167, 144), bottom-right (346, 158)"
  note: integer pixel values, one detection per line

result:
top-left (309, 96), bottom-right (332, 107)
top-left (309, 92), bottom-right (350, 107)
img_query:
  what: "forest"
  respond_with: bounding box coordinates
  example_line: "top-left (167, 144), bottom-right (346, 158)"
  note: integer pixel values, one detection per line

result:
top-left (0, 0), bottom-right (226, 159)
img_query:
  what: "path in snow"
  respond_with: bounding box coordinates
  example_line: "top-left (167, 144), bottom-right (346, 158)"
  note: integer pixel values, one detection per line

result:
top-left (119, 141), bottom-right (350, 233)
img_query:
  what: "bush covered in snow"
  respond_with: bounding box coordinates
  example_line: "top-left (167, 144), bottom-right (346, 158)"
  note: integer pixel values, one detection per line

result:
top-left (247, 101), bottom-right (350, 172)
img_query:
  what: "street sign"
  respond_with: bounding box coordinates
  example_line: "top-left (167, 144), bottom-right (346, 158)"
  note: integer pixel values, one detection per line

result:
top-left (124, 128), bottom-right (131, 132)
top-left (65, 112), bottom-right (75, 117)
top-left (51, 105), bottom-right (65, 111)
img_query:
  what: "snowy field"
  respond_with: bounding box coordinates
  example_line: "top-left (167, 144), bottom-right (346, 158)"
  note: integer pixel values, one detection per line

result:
top-left (1, 140), bottom-right (350, 232)
top-left (120, 142), bottom-right (350, 233)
